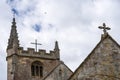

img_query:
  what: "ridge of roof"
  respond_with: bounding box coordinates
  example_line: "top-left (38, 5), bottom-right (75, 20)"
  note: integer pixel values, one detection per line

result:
top-left (42, 61), bottom-right (73, 80)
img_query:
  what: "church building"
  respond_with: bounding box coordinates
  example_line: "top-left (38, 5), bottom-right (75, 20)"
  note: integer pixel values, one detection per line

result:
top-left (6, 17), bottom-right (120, 80)
top-left (69, 23), bottom-right (120, 80)
top-left (6, 17), bottom-right (73, 80)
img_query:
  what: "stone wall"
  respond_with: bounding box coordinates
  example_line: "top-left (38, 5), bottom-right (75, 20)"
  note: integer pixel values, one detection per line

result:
top-left (7, 58), bottom-right (12, 80)
top-left (70, 36), bottom-right (120, 80)
top-left (15, 56), bottom-right (60, 80)
top-left (45, 63), bottom-right (73, 80)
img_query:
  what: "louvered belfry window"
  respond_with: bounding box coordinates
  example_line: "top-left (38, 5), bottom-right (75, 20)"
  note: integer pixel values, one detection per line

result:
top-left (31, 61), bottom-right (43, 77)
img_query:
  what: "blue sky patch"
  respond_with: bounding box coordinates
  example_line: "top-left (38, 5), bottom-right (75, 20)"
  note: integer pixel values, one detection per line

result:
top-left (7, 0), bottom-right (14, 3)
top-left (32, 24), bottom-right (41, 32)
top-left (11, 8), bottom-right (19, 16)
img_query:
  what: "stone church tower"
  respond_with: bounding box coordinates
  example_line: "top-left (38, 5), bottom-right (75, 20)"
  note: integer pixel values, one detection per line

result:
top-left (6, 18), bottom-right (73, 80)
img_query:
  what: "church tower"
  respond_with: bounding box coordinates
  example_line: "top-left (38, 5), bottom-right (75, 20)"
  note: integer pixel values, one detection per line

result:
top-left (6, 17), bottom-right (73, 80)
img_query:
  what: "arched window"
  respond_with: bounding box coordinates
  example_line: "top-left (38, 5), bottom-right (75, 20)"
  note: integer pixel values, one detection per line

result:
top-left (31, 61), bottom-right (43, 77)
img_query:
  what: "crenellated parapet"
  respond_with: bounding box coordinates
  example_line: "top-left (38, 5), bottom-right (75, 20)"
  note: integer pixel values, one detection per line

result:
top-left (17, 47), bottom-right (59, 60)
top-left (6, 17), bottom-right (62, 80)
top-left (6, 17), bottom-right (60, 60)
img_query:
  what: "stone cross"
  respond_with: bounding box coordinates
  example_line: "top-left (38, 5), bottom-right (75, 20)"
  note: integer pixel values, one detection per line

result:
top-left (98, 23), bottom-right (111, 34)
top-left (31, 39), bottom-right (42, 52)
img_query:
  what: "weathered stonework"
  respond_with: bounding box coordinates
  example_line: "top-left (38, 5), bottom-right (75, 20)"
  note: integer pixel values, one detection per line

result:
top-left (17, 47), bottom-right (60, 60)
top-left (69, 34), bottom-right (120, 80)
top-left (44, 63), bottom-right (73, 80)
top-left (7, 43), bottom-right (72, 80)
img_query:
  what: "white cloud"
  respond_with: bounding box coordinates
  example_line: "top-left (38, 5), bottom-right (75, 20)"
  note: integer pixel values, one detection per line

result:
top-left (1, 0), bottom-right (120, 80)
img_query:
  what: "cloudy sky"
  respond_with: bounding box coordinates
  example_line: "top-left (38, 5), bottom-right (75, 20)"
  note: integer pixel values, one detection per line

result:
top-left (1, 0), bottom-right (120, 80)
